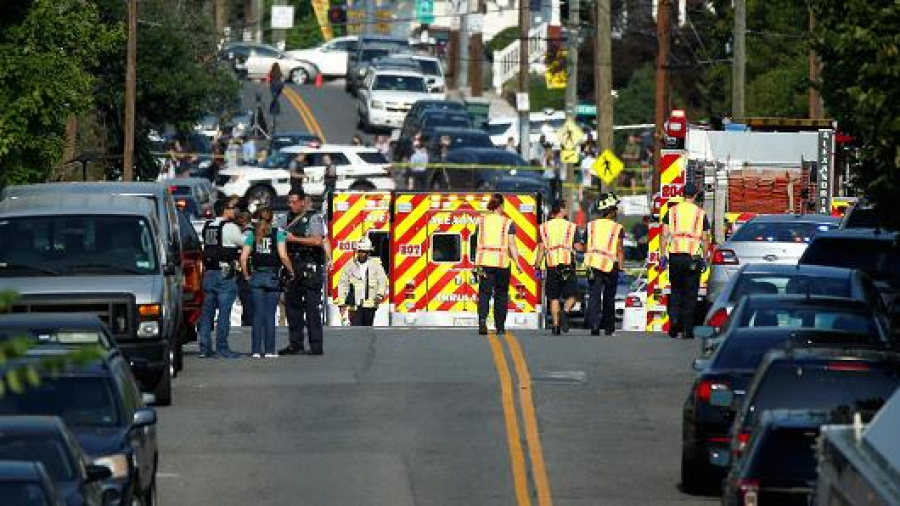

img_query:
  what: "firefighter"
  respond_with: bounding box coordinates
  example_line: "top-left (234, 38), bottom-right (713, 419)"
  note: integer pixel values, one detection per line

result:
top-left (585, 193), bottom-right (624, 336)
top-left (474, 193), bottom-right (520, 335)
top-left (337, 237), bottom-right (389, 326)
top-left (660, 182), bottom-right (710, 339)
top-left (197, 196), bottom-right (245, 358)
top-left (279, 189), bottom-right (331, 355)
top-left (535, 200), bottom-right (584, 335)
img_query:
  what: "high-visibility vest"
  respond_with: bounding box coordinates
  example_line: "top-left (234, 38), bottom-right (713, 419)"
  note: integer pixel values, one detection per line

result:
top-left (475, 214), bottom-right (512, 268)
top-left (585, 218), bottom-right (622, 272)
top-left (539, 218), bottom-right (576, 267)
top-left (668, 201), bottom-right (705, 254)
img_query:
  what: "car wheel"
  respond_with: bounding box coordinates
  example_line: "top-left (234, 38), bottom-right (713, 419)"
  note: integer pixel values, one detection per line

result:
top-left (292, 68), bottom-right (309, 84)
top-left (142, 474), bottom-right (157, 506)
top-left (153, 355), bottom-right (173, 407)
top-left (246, 185), bottom-right (275, 208)
top-left (680, 447), bottom-right (711, 495)
top-left (349, 179), bottom-right (376, 191)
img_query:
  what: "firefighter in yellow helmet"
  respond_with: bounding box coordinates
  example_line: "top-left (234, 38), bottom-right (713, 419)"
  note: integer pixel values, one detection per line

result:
top-left (474, 193), bottom-right (520, 335)
top-left (660, 182), bottom-right (710, 339)
top-left (535, 200), bottom-right (585, 335)
top-left (585, 193), bottom-right (624, 336)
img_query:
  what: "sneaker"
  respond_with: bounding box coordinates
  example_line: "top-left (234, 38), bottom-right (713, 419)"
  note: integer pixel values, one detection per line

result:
top-left (264, 353), bottom-right (278, 358)
top-left (496, 327), bottom-right (505, 334)
top-left (278, 345), bottom-right (304, 356)
top-left (478, 322), bottom-right (488, 335)
top-left (551, 326), bottom-right (561, 336)
top-left (251, 353), bottom-right (262, 358)
top-left (590, 328), bottom-right (601, 336)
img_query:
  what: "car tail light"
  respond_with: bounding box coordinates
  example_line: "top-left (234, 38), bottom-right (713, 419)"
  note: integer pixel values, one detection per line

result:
top-left (175, 199), bottom-right (187, 210)
top-left (734, 431), bottom-right (751, 457)
top-left (707, 308), bottom-right (730, 330)
top-left (826, 361), bottom-right (870, 372)
top-left (712, 247), bottom-right (739, 265)
top-left (625, 296), bottom-right (642, 308)
top-left (696, 379), bottom-right (729, 403)
top-left (736, 478), bottom-right (759, 506)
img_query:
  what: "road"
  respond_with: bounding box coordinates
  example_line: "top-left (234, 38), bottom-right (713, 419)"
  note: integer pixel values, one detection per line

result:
top-left (159, 328), bottom-right (714, 505)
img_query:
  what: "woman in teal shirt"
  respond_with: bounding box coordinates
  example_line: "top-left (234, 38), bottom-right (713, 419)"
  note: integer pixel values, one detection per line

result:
top-left (239, 208), bottom-right (294, 357)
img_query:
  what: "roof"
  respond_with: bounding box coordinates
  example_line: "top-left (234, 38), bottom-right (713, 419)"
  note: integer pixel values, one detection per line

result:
top-left (0, 193), bottom-right (156, 218)
top-left (0, 416), bottom-right (67, 435)
top-left (0, 460), bottom-right (48, 481)
top-left (813, 228), bottom-right (899, 241)
top-left (745, 213), bottom-right (840, 224)
top-left (738, 263), bottom-right (855, 278)
top-left (3, 181), bottom-right (168, 199)
top-left (0, 313), bottom-right (106, 331)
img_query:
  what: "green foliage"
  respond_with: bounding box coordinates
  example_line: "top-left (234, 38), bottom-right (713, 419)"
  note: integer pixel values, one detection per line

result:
top-left (614, 64), bottom-right (655, 125)
top-left (487, 27), bottom-right (521, 56)
top-left (0, 0), bottom-right (122, 186)
top-left (810, 0), bottom-right (900, 229)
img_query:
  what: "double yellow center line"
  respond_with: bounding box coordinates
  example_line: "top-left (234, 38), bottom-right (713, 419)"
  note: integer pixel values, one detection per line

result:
top-left (282, 86), bottom-right (328, 143)
top-left (487, 331), bottom-right (553, 506)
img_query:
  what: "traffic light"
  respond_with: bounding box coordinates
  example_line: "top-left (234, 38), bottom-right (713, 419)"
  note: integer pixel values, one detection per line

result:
top-left (328, 6), bottom-right (346, 25)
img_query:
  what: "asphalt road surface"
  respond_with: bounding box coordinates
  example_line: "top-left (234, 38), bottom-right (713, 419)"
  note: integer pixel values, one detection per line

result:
top-left (158, 327), bottom-right (715, 505)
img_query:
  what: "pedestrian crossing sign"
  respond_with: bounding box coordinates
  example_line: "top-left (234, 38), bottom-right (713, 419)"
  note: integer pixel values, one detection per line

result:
top-left (592, 149), bottom-right (624, 186)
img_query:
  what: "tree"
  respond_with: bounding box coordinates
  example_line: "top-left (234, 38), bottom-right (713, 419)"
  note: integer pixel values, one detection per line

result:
top-left (810, 0), bottom-right (900, 229)
top-left (0, 0), bottom-right (121, 186)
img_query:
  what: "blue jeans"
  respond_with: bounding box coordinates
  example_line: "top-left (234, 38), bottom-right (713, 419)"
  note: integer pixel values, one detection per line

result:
top-left (197, 269), bottom-right (238, 354)
top-left (250, 271), bottom-right (282, 354)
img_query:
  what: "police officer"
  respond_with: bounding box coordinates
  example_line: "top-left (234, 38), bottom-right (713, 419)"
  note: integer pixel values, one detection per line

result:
top-left (535, 200), bottom-right (583, 335)
top-left (197, 197), bottom-right (245, 358)
top-left (474, 193), bottom-right (520, 335)
top-left (660, 182), bottom-right (710, 339)
top-left (279, 189), bottom-right (331, 355)
top-left (584, 193), bottom-right (624, 336)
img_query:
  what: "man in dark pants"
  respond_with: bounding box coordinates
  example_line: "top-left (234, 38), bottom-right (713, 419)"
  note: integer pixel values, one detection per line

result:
top-left (474, 193), bottom-right (520, 334)
top-left (585, 193), bottom-right (624, 336)
top-left (279, 190), bottom-right (330, 355)
top-left (660, 183), bottom-right (710, 339)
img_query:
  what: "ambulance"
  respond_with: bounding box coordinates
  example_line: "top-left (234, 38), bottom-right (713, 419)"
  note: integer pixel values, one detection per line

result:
top-left (325, 191), bottom-right (543, 328)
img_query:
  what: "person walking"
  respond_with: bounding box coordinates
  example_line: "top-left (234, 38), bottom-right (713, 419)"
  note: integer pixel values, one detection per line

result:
top-left (279, 190), bottom-right (330, 355)
top-left (197, 197), bottom-right (245, 358)
top-left (660, 182), bottom-right (710, 339)
top-left (584, 193), bottom-right (624, 336)
top-left (474, 193), bottom-right (520, 335)
top-left (269, 62), bottom-right (284, 117)
top-left (240, 208), bottom-right (294, 358)
top-left (535, 200), bottom-right (583, 335)
top-left (409, 139), bottom-right (429, 190)
top-left (336, 238), bottom-right (388, 326)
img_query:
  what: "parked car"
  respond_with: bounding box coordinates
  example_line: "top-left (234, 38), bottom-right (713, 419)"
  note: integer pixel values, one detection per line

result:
top-left (176, 210), bottom-right (204, 356)
top-left (486, 110), bottom-right (567, 148)
top-left (702, 264), bottom-right (887, 332)
top-left (0, 192), bottom-right (181, 405)
top-left (393, 101), bottom-right (471, 161)
top-left (346, 43), bottom-right (404, 96)
top-left (268, 131), bottom-right (322, 153)
top-left (219, 41), bottom-right (319, 84)
top-left (0, 349), bottom-right (160, 506)
top-left (730, 347), bottom-right (900, 460)
top-left (370, 54), bottom-right (446, 93)
top-left (721, 410), bottom-right (825, 505)
top-left (426, 127), bottom-right (494, 160)
top-left (358, 68), bottom-right (441, 131)
top-left (707, 214), bottom-right (840, 302)
top-left (283, 35), bottom-right (358, 77)
top-left (0, 417), bottom-right (110, 505)
top-left (216, 144), bottom-right (393, 205)
top-left (167, 177), bottom-right (217, 220)
top-left (438, 147), bottom-right (534, 190)
top-left (0, 460), bottom-right (66, 506)
top-left (839, 198), bottom-right (894, 230)
top-left (0, 313), bottom-right (117, 350)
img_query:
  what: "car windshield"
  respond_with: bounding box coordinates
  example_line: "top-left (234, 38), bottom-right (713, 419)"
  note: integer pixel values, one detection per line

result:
top-left (729, 274), bottom-right (850, 302)
top-left (373, 75), bottom-right (425, 92)
top-left (713, 334), bottom-right (794, 370)
top-left (360, 48), bottom-right (391, 63)
top-left (260, 150), bottom-right (294, 169)
top-left (0, 482), bottom-right (49, 505)
top-left (748, 427), bottom-right (819, 482)
top-left (487, 122), bottom-right (513, 136)
top-left (737, 302), bottom-right (879, 335)
top-left (749, 361), bottom-right (900, 425)
top-left (0, 215), bottom-right (159, 276)
top-left (0, 436), bottom-right (76, 480)
top-left (802, 238), bottom-right (900, 286)
top-left (424, 115), bottom-right (470, 129)
top-left (357, 152), bottom-right (389, 164)
top-left (730, 221), bottom-right (836, 243)
top-left (417, 59), bottom-right (441, 76)
top-left (0, 376), bottom-right (120, 427)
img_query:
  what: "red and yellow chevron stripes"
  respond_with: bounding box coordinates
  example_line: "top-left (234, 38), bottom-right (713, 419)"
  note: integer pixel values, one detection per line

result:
top-left (830, 197), bottom-right (856, 218)
top-left (328, 192), bottom-right (391, 302)
top-left (392, 193), bottom-right (430, 312)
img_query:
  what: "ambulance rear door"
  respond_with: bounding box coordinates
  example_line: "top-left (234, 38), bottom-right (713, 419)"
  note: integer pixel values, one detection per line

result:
top-left (424, 195), bottom-right (480, 326)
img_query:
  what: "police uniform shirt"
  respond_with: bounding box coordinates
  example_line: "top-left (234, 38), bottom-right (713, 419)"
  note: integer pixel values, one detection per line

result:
top-left (281, 211), bottom-right (326, 238)
top-left (207, 217), bottom-right (246, 250)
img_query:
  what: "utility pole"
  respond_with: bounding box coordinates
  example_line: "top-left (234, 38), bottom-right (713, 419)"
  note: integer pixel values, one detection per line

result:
top-left (470, 0), bottom-right (485, 96)
top-left (808, 9), bottom-right (822, 119)
top-left (596, 0), bottom-right (612, 155)
top-left (653, 0), bottom-right (670, 194)
top-left (517, 0), bottom-right (531, 162)
top-left (123, 0), bottom-right (137, 182)
top-left (458, 0), bottom-right (469, 93)
top-left (732, 0), bottom-right (745, 121)
top-left (565, 0), bottom-right (580, 213)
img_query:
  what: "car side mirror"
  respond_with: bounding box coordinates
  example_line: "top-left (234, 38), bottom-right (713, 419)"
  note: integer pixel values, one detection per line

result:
top-left (85, 464), bottom-right (112, 483)
top-left (132, 407), bottom-right (157, 428)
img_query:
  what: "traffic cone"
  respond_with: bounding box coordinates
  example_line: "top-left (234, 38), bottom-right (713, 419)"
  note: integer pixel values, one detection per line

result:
top-left (314, 72), bottom-right (323, 88)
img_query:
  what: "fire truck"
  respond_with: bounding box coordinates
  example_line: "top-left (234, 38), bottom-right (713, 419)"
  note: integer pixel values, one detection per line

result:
top-left (327, 191), bottom-right (543, 329)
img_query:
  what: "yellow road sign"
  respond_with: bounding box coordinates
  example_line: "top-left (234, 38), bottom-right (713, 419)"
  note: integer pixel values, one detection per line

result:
top-left (592, 149), bottom-right (624, 186)
top-left (560, 148), bottom-right (579, 164)
top-left (556, 119), bottom-right (584, 151)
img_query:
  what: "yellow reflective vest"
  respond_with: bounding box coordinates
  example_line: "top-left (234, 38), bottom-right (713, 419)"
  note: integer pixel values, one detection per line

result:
top-left (475, 214), bottom-right (512, 268)
top-left (668, 201), bottom-right (705, 254)
top-left (585, 218), bottom-right (622, 272)
top-left (539, 218), bottom-right (577, 267)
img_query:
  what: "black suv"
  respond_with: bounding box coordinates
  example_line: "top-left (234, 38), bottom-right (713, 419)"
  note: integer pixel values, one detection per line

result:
top-left (731, 347), bottom-right (900, 460)
top-left (0, 416), bottom-right (110, 505)
top-left (722, 409), bottom-right (826, 506)
top-left (0, 348), bottom-right (159, 505)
